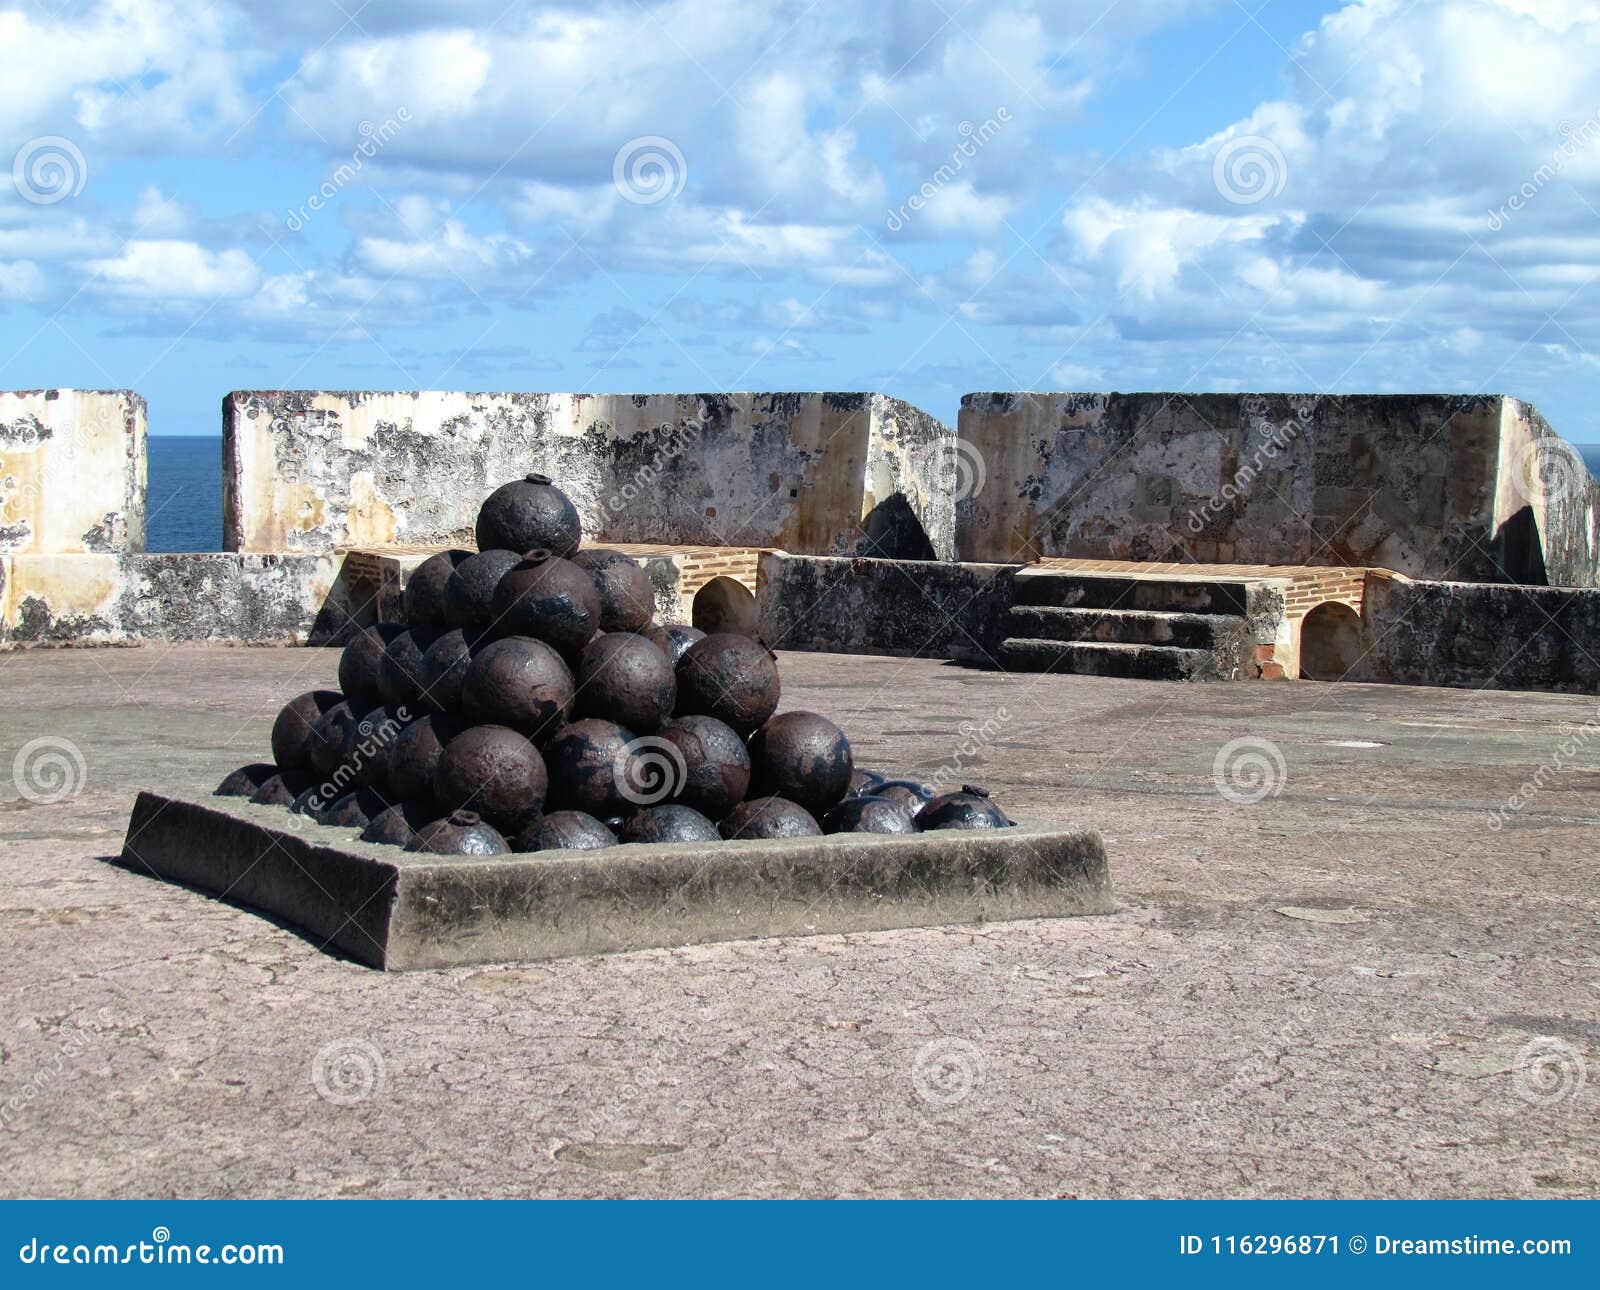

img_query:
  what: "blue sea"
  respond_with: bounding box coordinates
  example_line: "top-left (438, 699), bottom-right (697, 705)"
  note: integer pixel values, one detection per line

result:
top-left (143, 436), bottom-right (1600, 555)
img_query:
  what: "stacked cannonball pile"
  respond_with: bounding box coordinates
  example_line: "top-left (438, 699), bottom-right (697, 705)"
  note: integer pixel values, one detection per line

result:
top-left (216, 473), bottom-right (1014, 855)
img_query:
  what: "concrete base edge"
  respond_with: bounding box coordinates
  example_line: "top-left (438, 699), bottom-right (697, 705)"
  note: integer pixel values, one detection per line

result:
top-left (117, 791), bottom-right (1114, 971)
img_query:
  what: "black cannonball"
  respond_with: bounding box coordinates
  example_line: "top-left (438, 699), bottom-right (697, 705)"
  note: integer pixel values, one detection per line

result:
top-left (461, 635), bottom-right (574, 742)
top-left (404, 549), bottom-right (472, 627)
top-left (433, 723), bottom-right (547, 831)
top-left (719, 796), bottom-right (822, 840)
top-left (543, 718), bottom-right (638, 818)
top-left (339, 623), bottom-right (406, 710)
top-left (513, 810), bottom-right (617, 853)
top-left (270, 689), bottom-right (343, 776)
top-left (490, 550), bottom-right (602, 654)
top-left (847, 768), bottom-right (889, 799)
top-left (571, 548), bottom-right (654, 632)
top-left (321, 787), bottom-right (392, 829)
top-left (676, 633), bottom-right (780, 734)
top-left (290, 785), bottom-right (327, 820)
top-left (417, 628), bottom-right (474, 715)
top-left (620, 804), bottom-right (721, 844)
top-left (445, 548), bottom-right (523, 641)
top-left (312, 703), bottom-right (406, 796)
top-left (475, 473), bottom-right (582, 557)
top-left (653, 714), bottom-right (750, 818)
top-left (822, 794), bottom-right (919, 834)
top-left (575, 633), bottom-right (675, 733)
top-left (249, 772), bottom-right (303, 808)
top-left (406, 810), bottom-right (511, 856)
top-left (387, 713), bottom-right (462, 804)
top-left (360, 800), bottom-right (437, 848)
top-left (378, 625), bottom-right (442, 713)
top-left (643, 623), bottom-right (705, 668)
top-left (749, 710), bottom-right (853, 817)
top-left (915, 784), bottom-right (1012, 830)
top-left (214, 762), bottom-right (277, 798)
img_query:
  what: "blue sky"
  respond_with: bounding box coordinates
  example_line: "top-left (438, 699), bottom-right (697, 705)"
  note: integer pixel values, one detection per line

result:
top-left (2, 0), bottom-right (1598, 439)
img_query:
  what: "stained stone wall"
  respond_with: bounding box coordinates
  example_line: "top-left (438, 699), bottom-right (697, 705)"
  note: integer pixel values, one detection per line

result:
top-left (955, 392), bottom-right (1600, 585)
top-left (224, 391), bottom-right (957, 560)
top-left (0, 389), bottom-right (146, 554)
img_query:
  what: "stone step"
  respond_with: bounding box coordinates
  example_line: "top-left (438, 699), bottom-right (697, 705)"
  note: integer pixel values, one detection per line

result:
top-left (1011, 569), bottom-right (1251, 615)
top-left (1004, 605), bottom-right (1241, 649)
top-left (998, 638), bottom-right (1221, 681)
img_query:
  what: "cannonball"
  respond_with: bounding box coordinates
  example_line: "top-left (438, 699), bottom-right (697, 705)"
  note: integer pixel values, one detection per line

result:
top-left (475, 473), bottom-right (582, 557)
top-left (822, 795), bottom-right (919, 834)
top-left (417, 628), bottom-right (474, 716)
top-left (387, 713), bottom-right (462, 804)
top-left (360, 800), bottom-right (437, 848)
top-left (461, 635), bottom-right (574, 743)
top-left (378, 625), bottom-right (442, 714)
top-left (575, 633), bottom-right (675, 733)
top-left (404, 549), bottom-right (472, 627)
top-left (338, 623), bottom-right (406, 710)
top-left (270, 689), bottom-right (343, 776)
top-left (915, 784), bottom-right (1012, 830)
top-left (847, 768), bottom-right (889, 798)
top-left (513, 810), bottom-right (617, 853)
top-left (445, 548), bottom-right (523, 641)
top-left (653, 714), bottom-right (750, 818)
top-left (644, 623), bottom-right (705, 668)
top-left (214, 763), bottom-right (277, 798)
top-left (572, 548), bottom-right (654, 632)
top-left (433, 723), bottom-right (547, 831)
top-left (676, 633), bottom-right (780, 734)
top-left (312, 703), bottom-right (406, 796)
top-left (620, 804), bottom-right (720, 844)
top-left (249, 772), bottom-right (302, 808)
top-left (719, 796), bottom-right (822, 840)
top-left (874, 779), bottom-right (934, 813)
top-left (490, 551), bottom-right (601, 654)
top-left (406, 810), bottom-right (511, 856)
top-left (321, 787), bottom-right (393, 829)
top-left (749, 710), bottom-right (853, 816)
top-left (543, 718), bottom-right (638, 818)
top-left (290, 785), bottom-right (327, 820)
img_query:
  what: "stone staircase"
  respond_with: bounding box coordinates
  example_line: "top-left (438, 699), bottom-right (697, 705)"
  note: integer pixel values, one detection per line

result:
top-left (998, 568), bottom-right (1258, 680)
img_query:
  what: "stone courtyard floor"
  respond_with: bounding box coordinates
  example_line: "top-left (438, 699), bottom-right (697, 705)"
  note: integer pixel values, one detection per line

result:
top-left (0, 645), bottom-right (1595, 1198)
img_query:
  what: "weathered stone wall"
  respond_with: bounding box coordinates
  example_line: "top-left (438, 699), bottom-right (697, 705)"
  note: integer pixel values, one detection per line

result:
top-left (756, 552), bottom-right (1021, 662)
top-left (1494, 398), bottom-right (1600, 587)
top-left (954, 392), bottom-right (1592, 583)
top-left (0, 553), bottom-right (355, 647)
top-left (1359, 576), bottom-right (1600, 692)
top-left (0, 389), bottom-right (146, 554)
top-left (224, 391), bottom-right (957, 559)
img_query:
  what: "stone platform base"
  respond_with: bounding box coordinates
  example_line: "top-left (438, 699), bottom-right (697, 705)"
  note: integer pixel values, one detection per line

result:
top-left (117, 792), bottom-right (1113, 971)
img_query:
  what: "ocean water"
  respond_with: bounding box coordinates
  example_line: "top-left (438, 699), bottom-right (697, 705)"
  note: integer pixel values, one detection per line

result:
top-left (146, 437), bottom-right (223, 553)
top-left (141, 436), bottom-right (1600, 556)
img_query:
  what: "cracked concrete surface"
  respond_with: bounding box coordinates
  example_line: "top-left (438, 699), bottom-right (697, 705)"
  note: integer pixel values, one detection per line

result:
top-left (0, 646), bottom-right (1595, 1198)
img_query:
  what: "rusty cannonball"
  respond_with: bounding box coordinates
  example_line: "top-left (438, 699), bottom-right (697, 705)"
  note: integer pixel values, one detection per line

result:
top-left (513, 810), bottom-right (617, 853)
top-left (406, 810), bottom-right (511, 856)
top-left (339, 623), bottom-right (406, 710)
top-left (417, 628), bottom-right (473, 715)
top-left (749, 710), bottom-right (853, 816)
top-left (378, 625), bottom-right (442, 713)
top-left (823, 795), bottom-right (919, 835)
top-left (307, 700), bottom-right (358, 780)
top-left (676, 633), bottom-right (780, 734)
top-left (543, 718), bottom-right (638, 818)
top-left (491, 550), bottom-right (601, 655)
top-left (312, 703), bottom-right (406, 796)
top-left (620, 804), bottom-right (721, 845)
top-left (445, 548), bottom-right (523, 641)
top-left (249, 772), bottom-right (303, 808)
top-left (644, 623), bottom-right (705, 668)
top-left (719, 796), bottom-right (822, 840)
top-left (575, 632), bottom-right (675, 733)
top-left (386, 712), bottom-right (462, 804)
top-left (476, 473), bottom-right (583, 558)
top-left (572, 548), bottom-right (654, 632)
top-left (915, 784), bottom-right (1012, 831)
top-left (290, 785), bottom-right (328, 820)
top-left (404, 549), bottom-right (472, 627)
top-left (270, 689), bottom-right (343, 776)
top-left (433, 723), bottom-right (547, 831)
top-left (360, 800), bottom-right (436, 849)
top-left (460, 635), bottom-right (575, 742)
top-left (873, 779), bottom-right (933, 813)
top-left (653, 714), bottom-right (750, 818)
top-left (215, 762), bottom-right (277, 798)
top-left (321, 787), bottom-right (393, 829)
top-left (847, 768), bottom-right (889, 799)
